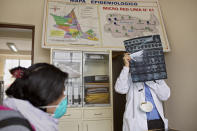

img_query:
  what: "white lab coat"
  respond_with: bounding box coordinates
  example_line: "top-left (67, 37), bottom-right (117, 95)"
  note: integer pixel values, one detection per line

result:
top-left (115, 67), bottom-right (170, 131)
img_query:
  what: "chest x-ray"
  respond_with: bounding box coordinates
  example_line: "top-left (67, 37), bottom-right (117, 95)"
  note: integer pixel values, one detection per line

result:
top-left (124, 35), bottom-right (167, 82)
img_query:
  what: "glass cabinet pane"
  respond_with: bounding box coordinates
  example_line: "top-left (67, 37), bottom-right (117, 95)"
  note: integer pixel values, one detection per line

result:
top-left (52, 50), bottom-right (83, 107)
top-left (83, 52), bottom-right (110, 107)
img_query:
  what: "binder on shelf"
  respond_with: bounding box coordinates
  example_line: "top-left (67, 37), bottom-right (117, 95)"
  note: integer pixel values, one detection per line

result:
top-left (84, 75), bottom-right (109, 83)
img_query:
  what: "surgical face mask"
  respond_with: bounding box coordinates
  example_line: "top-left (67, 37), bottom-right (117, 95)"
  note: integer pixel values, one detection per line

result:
top-left (40, 96), bottom-right (68, 119)
top-left (140, 101), bottom-right (153, 112)
top-left (139, 85), bottom-right (153, 113)
top-left (53, 97), bottom-right (67, 118)
top-left (130, 50), bottom-right (144, 62)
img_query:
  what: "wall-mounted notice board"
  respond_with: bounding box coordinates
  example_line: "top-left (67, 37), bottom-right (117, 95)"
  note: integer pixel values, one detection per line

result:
top-left (42, 0), bottom-right (170, 52)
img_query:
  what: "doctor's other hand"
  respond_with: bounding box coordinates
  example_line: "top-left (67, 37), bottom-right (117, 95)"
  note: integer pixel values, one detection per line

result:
top-left (123, 53), bottom-right (131, 67)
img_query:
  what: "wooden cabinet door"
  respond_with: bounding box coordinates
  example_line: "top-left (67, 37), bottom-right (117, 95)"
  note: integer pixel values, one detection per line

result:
top-left (83, 120), bottom-right (112, 131)
top-left (59, 121), bottom-right (81, 131)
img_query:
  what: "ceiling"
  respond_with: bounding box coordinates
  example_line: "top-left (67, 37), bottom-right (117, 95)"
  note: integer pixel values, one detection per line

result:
top-left (0, 27), bottom-right (32, 54)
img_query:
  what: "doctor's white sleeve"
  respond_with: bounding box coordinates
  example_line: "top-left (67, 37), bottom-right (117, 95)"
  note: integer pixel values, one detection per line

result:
top-left (145, 80), bottom-right (171, 101)
top-left (114, 66), bottom-right (131, 94)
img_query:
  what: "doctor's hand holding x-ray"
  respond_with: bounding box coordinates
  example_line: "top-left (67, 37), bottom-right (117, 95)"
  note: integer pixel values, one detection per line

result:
top-left (115, 53), bottom-right (171, 131)
top-left (123, 53), bottom-right (131, 67)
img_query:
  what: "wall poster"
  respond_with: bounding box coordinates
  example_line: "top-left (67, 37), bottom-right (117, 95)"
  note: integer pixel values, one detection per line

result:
top-left (42, 0), bottom-right (170, 52)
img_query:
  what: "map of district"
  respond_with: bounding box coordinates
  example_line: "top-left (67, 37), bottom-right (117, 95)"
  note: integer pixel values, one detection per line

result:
top-left (50, 9), bottom-right (98, 41)
top-left (104, 13), bottom-right (159, 38)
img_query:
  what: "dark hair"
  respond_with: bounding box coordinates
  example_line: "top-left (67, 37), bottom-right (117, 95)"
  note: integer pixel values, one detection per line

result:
top-left (6, 63), bottom-right (68, 108)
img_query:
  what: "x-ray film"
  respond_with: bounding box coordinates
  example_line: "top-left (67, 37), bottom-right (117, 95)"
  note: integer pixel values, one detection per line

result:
top-left (124, 35), bottom-right (167, 82)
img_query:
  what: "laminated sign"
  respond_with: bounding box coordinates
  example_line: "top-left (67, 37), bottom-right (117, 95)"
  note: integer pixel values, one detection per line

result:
top-left (124, 35), bottom-right (167, 82)
top-left (42, 0), bottom-right (170, 51)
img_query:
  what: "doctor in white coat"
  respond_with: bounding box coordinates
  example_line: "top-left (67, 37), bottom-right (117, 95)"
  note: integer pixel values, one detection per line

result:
top-left (115, 53), bottom-right (170, 131)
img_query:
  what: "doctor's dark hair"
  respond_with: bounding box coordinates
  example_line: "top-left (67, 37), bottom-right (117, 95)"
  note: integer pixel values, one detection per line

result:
top-left (6, 63), bottom-right (68, 108)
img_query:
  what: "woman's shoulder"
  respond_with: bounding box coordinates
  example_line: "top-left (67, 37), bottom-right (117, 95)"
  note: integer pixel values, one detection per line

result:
top-left (0, 105), bottom-right (35, 131)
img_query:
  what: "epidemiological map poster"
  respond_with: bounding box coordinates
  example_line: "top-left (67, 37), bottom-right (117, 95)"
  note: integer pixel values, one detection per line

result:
top-left (43, 0), bottom-right (170, 52)
top-left (45, 1), bottom-right (101, 46)
top-left (99, 1), bottom-right (169, 51)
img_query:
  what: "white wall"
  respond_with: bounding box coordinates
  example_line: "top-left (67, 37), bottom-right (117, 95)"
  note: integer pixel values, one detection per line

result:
top-left (159, 0), bottom-right (197, 131)
top-left (0, 0), bottom-right (50, 63)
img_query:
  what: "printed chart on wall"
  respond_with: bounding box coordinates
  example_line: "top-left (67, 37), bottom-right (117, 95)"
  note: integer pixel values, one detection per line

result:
top-left (44, 1), bottom-right (101, 46)
top-left (99, 1), bottom-right (170, 51)
top-left (43, 0), bottom-right (170, 52)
